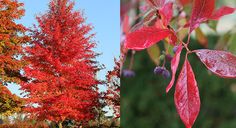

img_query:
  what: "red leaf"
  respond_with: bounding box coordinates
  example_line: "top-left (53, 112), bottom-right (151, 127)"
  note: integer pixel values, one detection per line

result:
top-left (130, 10), bottom-right (157, 32)
top-left (122, 15), bottom-right (130, 35)
top-left (168, 30), bottom-right (178, 46)
top-left (189, 0), bottom-right (215, 32)
top-left (124, 27), bottom-right (173, 50)
top-left (155, 0), bottom-right (167, 7)
top-left (155, 19), bottom-right (164, 29)
top-left (209, 6), bottom-right (235, 20)
top-left (146, 0), bottom-right (167, 8)
top-left (166, 45), bottom-right (183, 93)
top-left (159, 2), bottom-right (173, 26)
top-left (195, 49), bottom-right (236, 78)
top-left (175, 58), bottom-right (200, 128)
top-left (146, 0), bottom-right (157, 7)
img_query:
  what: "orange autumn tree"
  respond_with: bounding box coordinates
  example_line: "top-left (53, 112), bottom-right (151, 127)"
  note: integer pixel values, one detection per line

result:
top-left (0, 0), bottom-right (29, 85)
top-left (0, 0), bottom-right (28, 116)
top-left (21, 0), bottom-right (100, 126)
top-left (0, 85), bottom-right (23, 116)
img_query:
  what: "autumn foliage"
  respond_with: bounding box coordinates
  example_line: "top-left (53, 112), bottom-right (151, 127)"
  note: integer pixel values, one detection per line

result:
top-left (105, 59), bottom-right (120, 118)
top-left (21, 0), bottom-right (100, 124)
top-left (122, 0), bottom-right (236, 127)
top-left (0, 0), bottom-right (27, 117)
top-left (0, 0), bottom-right (28, 85)
top-left (0, 85), bottom-right (23, 116)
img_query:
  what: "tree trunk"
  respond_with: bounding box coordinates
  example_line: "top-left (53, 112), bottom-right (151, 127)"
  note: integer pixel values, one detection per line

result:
top-left (58, 122), bottom-right (63, 128)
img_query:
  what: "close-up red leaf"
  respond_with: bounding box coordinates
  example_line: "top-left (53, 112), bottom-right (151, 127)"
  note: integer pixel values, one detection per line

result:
top-left (159, 2), bottom-right (173, 26)
top-left (209, 6), bottom-right (236, 20)
top-left (166, 45), bottom-right (183, 93)
top-left (146, 0), bottom-right (166, 7)
top-left (195, 49), bottom-right (236, 78)
top-left (189, 0), bottom-right (215, 32)
top-left (121, 0), bottom-right (236, 127)
top-left (122, 14), bottom-right (130, 35)
top-left (124, 27), bottom-right (173, 50)
top-left (155, 0), bottom-right (166, 7)
top-left (174, 58), bottom-right (200, 128)
top-left (146, 0), bottom-right (157, 7)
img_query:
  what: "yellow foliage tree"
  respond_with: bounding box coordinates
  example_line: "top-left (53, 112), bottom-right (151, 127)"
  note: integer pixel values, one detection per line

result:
top-left (0, 0), bottom-right (29, 85)
top-left (0, 85), bottom-right (23, 116)
top-left (0, 0), bottom-right (28, 116)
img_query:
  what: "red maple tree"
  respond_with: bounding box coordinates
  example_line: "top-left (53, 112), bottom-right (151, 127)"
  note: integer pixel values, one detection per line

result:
top-left (21, 0), bottom-right (100, 126)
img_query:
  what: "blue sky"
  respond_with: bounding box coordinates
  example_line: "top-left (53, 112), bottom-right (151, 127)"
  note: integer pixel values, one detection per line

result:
top-left (7, 0), bottom-right (120, 95)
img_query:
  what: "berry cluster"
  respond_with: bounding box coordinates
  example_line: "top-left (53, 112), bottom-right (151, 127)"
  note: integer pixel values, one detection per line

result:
top-left (154, 66), bottom-right (170, 78)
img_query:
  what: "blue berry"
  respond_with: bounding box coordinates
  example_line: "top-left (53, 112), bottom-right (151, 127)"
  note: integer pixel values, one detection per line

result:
top-left (154, 66), bottom-right (165, 75)
top-left (123, 69), bottom-right (135, 78)
top-left (162, 69), bottom-right (171, 78)
top-left (173, 46), bottom-right (178, 53)
top-left (165, 54), bottom-right (173, 61)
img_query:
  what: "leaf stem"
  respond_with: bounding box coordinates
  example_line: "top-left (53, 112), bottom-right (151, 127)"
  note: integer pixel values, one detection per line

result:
top-left (162, 58), bottom-right (166, 67)
top-left (176, 26), bottom-right (184, 33)
top-left (165, 41), bottom-right (170, 54)
top-left (180, 29), bottom-right (192, 54)
top-left (128, 50), bottom-right (135, 70)
top-left (187, 31), bottom-right (191, 45)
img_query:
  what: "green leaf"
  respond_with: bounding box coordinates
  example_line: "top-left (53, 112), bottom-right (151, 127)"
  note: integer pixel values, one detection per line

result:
top-left (147, 44), bottom-right (161, 65)
top-left (207, 20), bottom-right (218, 31)
top-left (195, 27), bottom-right (208, 48)
top-left (177, 18), bottom-right (188, 41)
top-left (228, 33), bottom-right (236, 54)
top-left (164, 39), bottom-right (174, 56)
top-left (215, 32), bottom-right (231, 50)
